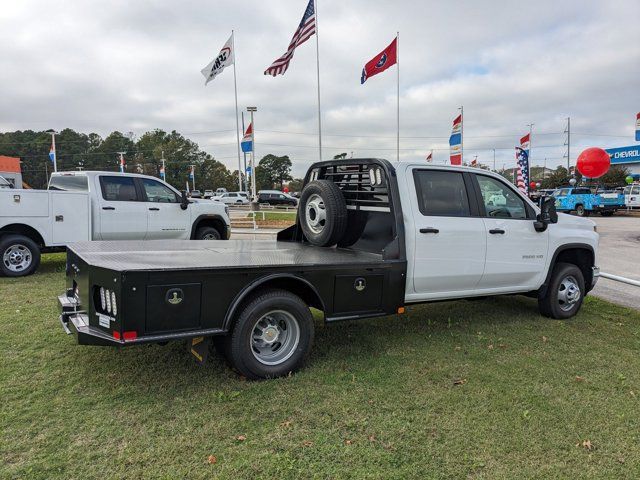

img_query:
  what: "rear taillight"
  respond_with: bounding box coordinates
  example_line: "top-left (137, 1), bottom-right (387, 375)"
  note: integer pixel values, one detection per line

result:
top-left (123, 331), bottom-right (137, 341)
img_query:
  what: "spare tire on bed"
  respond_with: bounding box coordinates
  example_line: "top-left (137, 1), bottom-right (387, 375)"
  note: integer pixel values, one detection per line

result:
top-left (299, 180), bottom-right (347, 247)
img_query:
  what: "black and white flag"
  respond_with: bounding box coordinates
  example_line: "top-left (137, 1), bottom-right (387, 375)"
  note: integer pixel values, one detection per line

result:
top-left (201, 34), bottom-right (234, 85)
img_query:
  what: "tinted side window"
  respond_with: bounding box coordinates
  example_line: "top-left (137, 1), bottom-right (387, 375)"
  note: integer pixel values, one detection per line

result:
top-left (476, 175), bottom-right (527, 219)
top-left (413, 170), bottom-right (471, 217)
top-left (100, 176), bottom-right (138, 202)
top-left (49, 175), bottom-right (88, 191)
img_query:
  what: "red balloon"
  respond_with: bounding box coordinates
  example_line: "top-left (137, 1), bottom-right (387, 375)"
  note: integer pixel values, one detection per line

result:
top-left (576, 147), bottom-right (610, 178)
top-left (529, 181), bottom-right (537, 190)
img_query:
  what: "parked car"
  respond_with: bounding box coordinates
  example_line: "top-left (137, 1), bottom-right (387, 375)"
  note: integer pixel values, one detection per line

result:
top-left (0, 171), bottom-right (230, 277)
top-left (552, 186), bottom-right (625, 217)
top-left (258, 192), bottom-right (298, 206)
top-left (190, 190), bottom-right (202, 199)
top-left (59, 159), bottom-right (599, 379)
top-left (213, 192), bottom-right (250, 205)
top-left (624, 184), bottom-right (640, 209)
top-left (203, 190), bottom-right (214, 199)
top-left (215, 188), bottom-right (228, 196)
top-left (0, 175), bottom-right (12, 189)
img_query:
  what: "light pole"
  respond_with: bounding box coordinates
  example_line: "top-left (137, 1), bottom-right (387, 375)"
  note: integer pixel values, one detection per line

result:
top-left (46, 129), bottom-right (58, 172)
top-left (247, 106), bottom-right (258, 208)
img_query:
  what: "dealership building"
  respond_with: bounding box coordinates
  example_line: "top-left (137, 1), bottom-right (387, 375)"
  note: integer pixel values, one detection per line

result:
top-left (0, 156), bottom-right (22, 188)
top-left (606, 145), bottom-right (640, 177)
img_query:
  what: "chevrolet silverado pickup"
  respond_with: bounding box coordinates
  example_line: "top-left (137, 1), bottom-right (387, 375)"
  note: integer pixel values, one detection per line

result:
top-left (59, 159), bottom-right (599, 379)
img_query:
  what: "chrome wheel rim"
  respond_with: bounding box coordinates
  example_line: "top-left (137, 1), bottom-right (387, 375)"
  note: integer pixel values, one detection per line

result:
top-left (202, 233), bottom-right (218, 240)
top-left (305, 193), bottom-right (326, 234)
top-left (558, 275), bottom-right (581, 311)
top-left (3, 244), bottom-right (32, 273)
top-left (250, 310), bottom-right (300, 366)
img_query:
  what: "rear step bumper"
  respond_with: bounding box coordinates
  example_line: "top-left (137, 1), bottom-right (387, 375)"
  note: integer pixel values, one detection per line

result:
top-left (58, 292), bottom-right (226, 346)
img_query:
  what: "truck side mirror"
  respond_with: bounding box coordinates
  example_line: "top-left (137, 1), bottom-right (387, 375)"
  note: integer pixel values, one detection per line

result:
top-left (534, 197), bottom-right (558, 232)
top-left (180, 190), bottom-right (189, 210)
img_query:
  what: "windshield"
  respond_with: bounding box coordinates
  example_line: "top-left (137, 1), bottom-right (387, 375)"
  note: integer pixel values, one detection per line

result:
top-left (48, 175), bottom-right (89, 191)
top-left (552, 188), bottom-right (570, 197)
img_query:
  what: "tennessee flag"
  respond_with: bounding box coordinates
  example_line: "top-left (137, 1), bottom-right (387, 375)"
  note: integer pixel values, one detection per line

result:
top-left (361, 37), bottom-right (397, 84)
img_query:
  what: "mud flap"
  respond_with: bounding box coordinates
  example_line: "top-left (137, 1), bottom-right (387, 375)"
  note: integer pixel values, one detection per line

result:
top-left (188, 336), bottom-right (211, 365)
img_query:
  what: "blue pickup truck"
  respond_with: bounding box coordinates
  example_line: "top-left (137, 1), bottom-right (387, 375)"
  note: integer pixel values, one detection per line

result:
top-left (552, 186), bottom-right (625, 217)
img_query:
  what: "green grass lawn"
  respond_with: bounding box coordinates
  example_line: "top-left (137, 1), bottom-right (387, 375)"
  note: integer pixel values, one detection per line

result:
top-left (249, 211), bottom-right (297, 221)
top-left (2, 254), bottom-right (639, 479)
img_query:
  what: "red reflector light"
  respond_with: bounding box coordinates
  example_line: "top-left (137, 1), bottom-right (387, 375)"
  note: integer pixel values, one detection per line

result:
top-left (123, 331), bottom-right (137, 341)
top-left (112, 331), bottom-right (121, 340)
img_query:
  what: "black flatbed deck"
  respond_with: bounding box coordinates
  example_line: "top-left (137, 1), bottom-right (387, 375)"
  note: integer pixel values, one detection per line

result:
top-left (69, 239), bottom-right (385, 272)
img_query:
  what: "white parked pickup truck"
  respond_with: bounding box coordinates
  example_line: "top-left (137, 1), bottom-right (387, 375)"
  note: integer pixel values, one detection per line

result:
top-left (1, 171), bottom-right (230, 277)
top-left (59, 159), bottom-right (599, 379)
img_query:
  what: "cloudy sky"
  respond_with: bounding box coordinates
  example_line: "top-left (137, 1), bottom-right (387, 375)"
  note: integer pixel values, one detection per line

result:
top-left (1, 0), bottom-right (639, 177)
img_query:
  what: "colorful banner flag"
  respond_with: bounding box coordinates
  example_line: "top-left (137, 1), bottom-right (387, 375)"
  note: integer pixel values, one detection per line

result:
top-left (49, 144), bottom-right (55, 164)
top-left (636, 112), bottom-right (640, 142)
top-left (515, 147), bottom-right (529, 194)
top-left (520, 133), bottom-right (530, 155)
top-left (119, 154), bottom-right (125, 173)
top-left (159, 164), bottom-right (165, 180)
top-left (264, 0), bottom-right (316, 76)
top-left (241, 123), bottom-right (253, 153)
top-left (201, 34), bottom-right (235, 85)
top-left (189, 165), bottom-right (195, 180)
top-left (471, 156), bottom-right (477, 167)
top-left (426, 151), bottom-right (432, 162)
top-left (449, 114), bottom-right (462, 165)
top-left (360, 37), bottom-right (398, 84)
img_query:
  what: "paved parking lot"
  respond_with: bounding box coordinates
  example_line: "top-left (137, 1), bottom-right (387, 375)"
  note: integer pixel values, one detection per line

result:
top-left (591, 214), bottom-right (640, 309)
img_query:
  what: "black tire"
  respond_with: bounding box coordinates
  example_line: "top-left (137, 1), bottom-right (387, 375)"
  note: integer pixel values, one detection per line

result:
top-left (195, 226), bottom-right (221, 240)
top-left (0, 234), bottom-right (41, 277)
top-left (600, 211), bottom-right (614, 217)
top-left (337, 210), bottom-right (369, 248)
top-left (223, 289), bottom-right (314, 379)
top-left (538, 262), bottom-right (585, 319)
top-left (299, 180), bottom-right (347, 247)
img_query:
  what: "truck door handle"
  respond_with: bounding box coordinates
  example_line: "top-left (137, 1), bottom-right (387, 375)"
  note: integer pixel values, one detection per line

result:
top-left (149, 207), bottom-right (160, 211)
top-left (420, 227), bottom-right (439, 234)
top-left (489, 229), bottom-right (505, 234)
top-left (102, 206), bottom-right (115, 210)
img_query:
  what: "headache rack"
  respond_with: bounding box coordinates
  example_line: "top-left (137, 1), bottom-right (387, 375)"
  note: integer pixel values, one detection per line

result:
top-left (307, 161), bottom-right (391, 212)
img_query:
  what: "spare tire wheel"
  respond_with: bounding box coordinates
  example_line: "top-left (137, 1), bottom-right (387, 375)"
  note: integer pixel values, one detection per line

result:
top-left (337, 210), bottom-right (369, 248)
top-left (299, 180), bottom-right (347, 246)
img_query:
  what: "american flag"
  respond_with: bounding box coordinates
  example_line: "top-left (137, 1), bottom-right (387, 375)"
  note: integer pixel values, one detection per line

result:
top-left (264, 0), bottom-right (316, 77)
top-left (515, 147), bottom-right (529, 194)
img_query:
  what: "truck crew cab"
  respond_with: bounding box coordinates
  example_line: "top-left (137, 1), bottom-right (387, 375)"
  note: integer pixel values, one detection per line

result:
top-left (1, 171), bottom-right (230, 277)
top-left (59, 159), bottom-right (599, 379)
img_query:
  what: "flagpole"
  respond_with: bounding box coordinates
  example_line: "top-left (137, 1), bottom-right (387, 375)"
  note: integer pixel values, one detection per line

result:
top-left (396, 31), bottom-right (400, 162)
top-left (232, 30), bottom-right (243, 192)
top-left (315, 0), bottom-right (322, 161)
top-left (460, 105), bottom-right (464, 165)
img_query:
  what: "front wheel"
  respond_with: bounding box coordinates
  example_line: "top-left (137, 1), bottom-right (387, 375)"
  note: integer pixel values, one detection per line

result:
top-left (575, 205), bottom-right (588, 217)
top-left (195, 226), bottom-right (221, 240)
top-left (538, 262), bottom-right (585, 319)
top-left (223, 289), bottom-right (314, 379)
top-left (0, 234), bottom-right (41, 277)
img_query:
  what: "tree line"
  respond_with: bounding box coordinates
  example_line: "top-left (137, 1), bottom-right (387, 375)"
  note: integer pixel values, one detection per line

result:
top-left (0, 129), bottom-right (298, 192)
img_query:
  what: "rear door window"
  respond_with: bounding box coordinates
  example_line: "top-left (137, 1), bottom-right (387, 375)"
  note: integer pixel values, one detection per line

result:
top-left (413, 170), bottom-right (471, 217)
top-left (100, 176), bottom-right (138, 202)
top-left (49, 175), bottom-right (88, 191)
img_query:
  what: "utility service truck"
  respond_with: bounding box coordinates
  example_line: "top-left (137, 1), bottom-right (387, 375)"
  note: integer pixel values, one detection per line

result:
top-left (1, 171), bottom-right (230, 277)
top-left (59, 159), bottom-right (599, 379)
